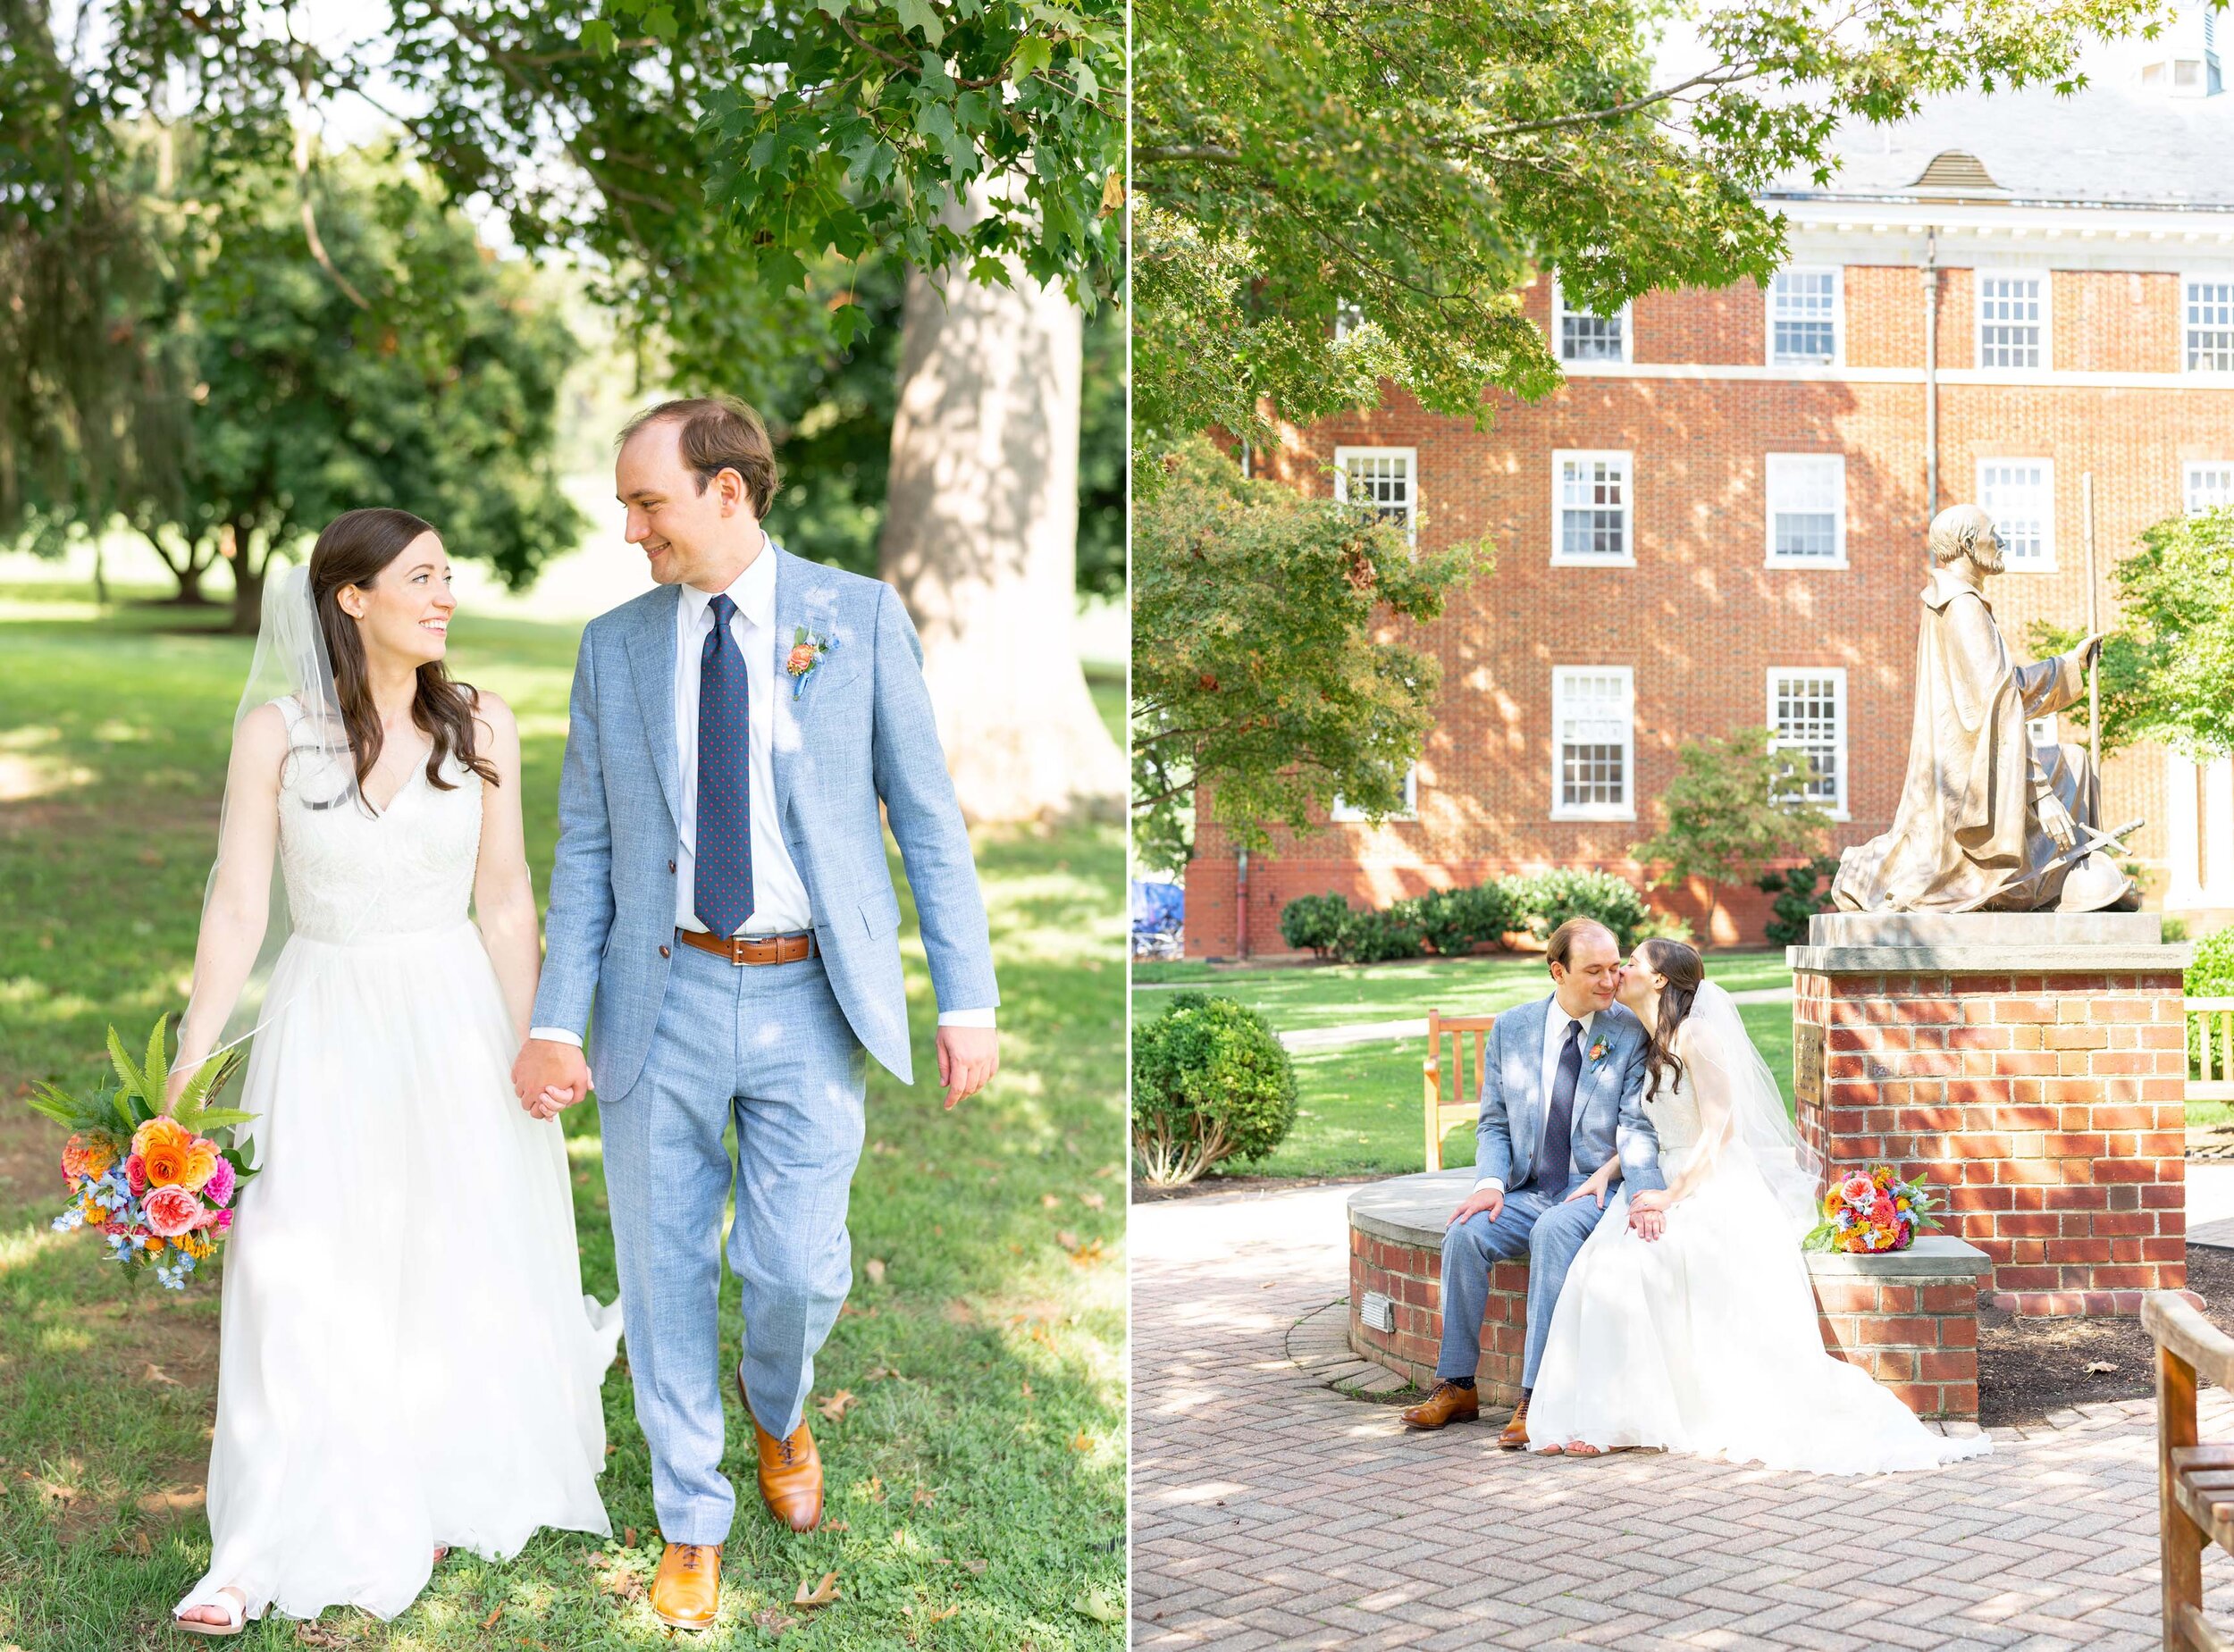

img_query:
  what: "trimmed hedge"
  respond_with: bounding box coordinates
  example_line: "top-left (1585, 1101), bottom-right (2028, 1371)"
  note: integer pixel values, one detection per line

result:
top-left (1131, 992), bottom-right (1299, 1187)
top-left (1277, 869), bottom-right (1667, 965)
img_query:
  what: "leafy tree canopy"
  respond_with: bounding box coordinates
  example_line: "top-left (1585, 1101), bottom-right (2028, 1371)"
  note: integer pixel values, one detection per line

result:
top-left (2036, 507), bottom-right (2234, 760)
top-left (1134, 0), bottom-right (2167, 449)
top-left (1131, 437), bottom-right (1483, 870)
top-left (1632, 725), bottom-right (1830, 935)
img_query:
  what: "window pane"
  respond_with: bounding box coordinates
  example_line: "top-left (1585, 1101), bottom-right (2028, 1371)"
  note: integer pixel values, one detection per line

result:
top-left (1555, 671), bottom-right (1629, 809)
top-left (1558, 457), bottom-right (1628, 559)
top-left (1979, 276), bottom-right (2043, 369)
top-left (1771, 271), bottom-right (1838, 364)
top-left (1343, 454), bottom-right (1411, 530)
top-left (1978, 461), bottom-right (2052, 565)
top-left (2189, 281), bottom-right (2234, 373)
top-left (1768, 456), bottom-right (1843, 561)
top-left (2189, 464), bottom-right (2234, 514)
top-left (1771, 675), bottom-right (1842, 805)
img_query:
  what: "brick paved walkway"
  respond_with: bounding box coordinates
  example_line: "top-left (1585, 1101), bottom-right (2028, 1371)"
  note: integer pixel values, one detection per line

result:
top-left (1132, 1181), bottom-right (2234, 1651)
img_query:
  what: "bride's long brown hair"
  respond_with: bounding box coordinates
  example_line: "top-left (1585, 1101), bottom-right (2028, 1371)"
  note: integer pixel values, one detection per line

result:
top-left (307, 508), bottom-right (498, 807)
top-left (1639, 938), bottom-right (1705, 1094)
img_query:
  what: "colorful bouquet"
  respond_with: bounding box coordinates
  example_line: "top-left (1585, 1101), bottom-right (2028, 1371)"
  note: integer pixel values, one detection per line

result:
top-left (26, 1017), bottom-right (256, 1290)
top-left (1801, 1162), bottom-right (1941, 1254)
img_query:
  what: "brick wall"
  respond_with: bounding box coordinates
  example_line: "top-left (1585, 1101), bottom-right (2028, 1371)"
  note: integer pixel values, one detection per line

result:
top-left (1793, 967), bottom-right (2188, 1315)
top-left (1184, 259), bottom-right (2225, 956)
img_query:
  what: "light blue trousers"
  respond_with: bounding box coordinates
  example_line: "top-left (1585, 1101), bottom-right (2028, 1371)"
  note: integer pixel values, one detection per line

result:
top-left (600, 941), bottom-right (868, 1546)
top-left (1435, 1185), bottom-right (1606, 1389)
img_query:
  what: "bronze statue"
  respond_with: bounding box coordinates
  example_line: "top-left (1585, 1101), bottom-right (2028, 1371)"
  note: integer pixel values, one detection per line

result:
top-left (1832, 503), bottom-right (2137, 914)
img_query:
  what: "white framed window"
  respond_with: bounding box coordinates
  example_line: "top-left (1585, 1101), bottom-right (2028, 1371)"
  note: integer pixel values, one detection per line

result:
top-left (1333, 446), bottom-right (1415, 545)
top-left (2188, 279), bottom-right (2234, 373)
top-left (1977, 458), bottom-right (2056, 571)
top-left (1333, 298), bottom-right (1366, 341)
top-left (2027, 713), bottom-right (2060, 747)
top-left (2188, 461), bottom-right (2234, 514)
top-left (1551, 667), bottom-right (1634, 820)
top-left (1768, 668), bottom-right (1848, 819)
top-left (1767, 268), bottom-right (1843, 366)
top-left (1331, 764), bottom-right (1418, 823)
top-left (1550, 449), bottom-right (1634, 566)
top-left (1550, 273), bottom-right (1632, 365)
top-left (1976, 272), bottom-right (2050, 371)
top-left (1764, 454), bottom-right (1848, 566)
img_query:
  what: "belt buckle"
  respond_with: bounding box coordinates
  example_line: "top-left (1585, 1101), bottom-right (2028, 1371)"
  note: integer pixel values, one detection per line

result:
top-left (731, 934), bottom-right (751, 966)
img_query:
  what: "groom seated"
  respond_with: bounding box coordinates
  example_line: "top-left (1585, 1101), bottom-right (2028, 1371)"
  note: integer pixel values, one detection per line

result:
top-left (1400, 918), bottom-right (1664, 1447)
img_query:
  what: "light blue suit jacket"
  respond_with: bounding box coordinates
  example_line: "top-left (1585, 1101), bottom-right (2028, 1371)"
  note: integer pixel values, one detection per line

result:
top-left (532, 545), bottom-right (998, 1095)
top-left (1474, 997), bottom-right (1664, 1195)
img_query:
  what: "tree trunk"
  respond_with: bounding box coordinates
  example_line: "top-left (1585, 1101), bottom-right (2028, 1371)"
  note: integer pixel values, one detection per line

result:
top-left (228, 523), bottom-right (265, 635)
top-left (876, 185), bottom-right (1122, 823)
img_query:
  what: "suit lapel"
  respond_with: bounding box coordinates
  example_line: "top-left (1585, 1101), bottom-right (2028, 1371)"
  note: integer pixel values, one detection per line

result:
top-left (624, 584), bottom-right (683, 827)
top-left (770, 545), bottom-right (806, 828)
top-left (1509, 998), bottom-right (1552, 1170)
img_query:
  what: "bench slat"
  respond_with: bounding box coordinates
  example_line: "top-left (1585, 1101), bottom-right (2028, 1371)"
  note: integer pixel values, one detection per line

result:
top-left (2151, 1296), bottom-right (2234, 1391)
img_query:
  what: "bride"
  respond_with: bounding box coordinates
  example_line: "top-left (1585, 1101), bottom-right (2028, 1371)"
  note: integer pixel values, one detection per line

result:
top-left (165, 508), bottom-right (620, 1633)
top-left (1526, 939), bottom-right (1990, 1474)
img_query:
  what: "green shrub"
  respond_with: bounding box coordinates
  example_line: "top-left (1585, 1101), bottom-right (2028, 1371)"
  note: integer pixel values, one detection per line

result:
top-left (2164, 917), bottom-right (2190, 943)
top-left (1131, 993), bottom-right (1299, 1187)
top-left (1279, 892), bottom-right (1351, 958)
top-left (1756, 853), bottom-right (1843, 948)
top-left (2188, 925), bottom-right (2233, 994)
top-left (1511, 868), bottom-right (1653, 952)
top-left (1412, 883), bottom-right (1523, 957)
top-left (1334, 903), bottom-right (1427, 964)
top-left (1634, 909), bottom-right (1696, 946)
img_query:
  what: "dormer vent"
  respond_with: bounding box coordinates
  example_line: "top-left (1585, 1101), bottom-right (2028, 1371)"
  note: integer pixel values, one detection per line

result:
top-left (1910, 150), bottom-right (2003, 192)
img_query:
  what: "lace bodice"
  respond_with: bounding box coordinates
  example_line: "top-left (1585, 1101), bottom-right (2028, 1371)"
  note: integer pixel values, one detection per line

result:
top-left (1643, 1066), bottom-right (1704, 1158)
top-left (274, 700), bottom-right (483, 943)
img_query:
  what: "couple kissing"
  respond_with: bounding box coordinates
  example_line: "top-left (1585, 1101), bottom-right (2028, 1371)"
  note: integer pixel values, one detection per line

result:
top-left (1400, 918), bottom-right (1988, 1476)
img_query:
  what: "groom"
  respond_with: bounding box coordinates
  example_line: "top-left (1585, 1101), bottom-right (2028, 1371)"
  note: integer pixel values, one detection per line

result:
top-left (1399, 918), bottom-right (1661, 1447)
top-left (512, 396), bottom-right (1000, 1631)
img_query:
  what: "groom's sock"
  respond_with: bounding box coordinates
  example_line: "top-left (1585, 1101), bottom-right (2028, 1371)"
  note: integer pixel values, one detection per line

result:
top-left (1449, 1377), bottom-right (1475, 1390)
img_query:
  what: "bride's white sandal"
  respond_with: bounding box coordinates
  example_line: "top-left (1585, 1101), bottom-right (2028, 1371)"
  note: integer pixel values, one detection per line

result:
top-left (172, 1585), bottom-right (248, 1638)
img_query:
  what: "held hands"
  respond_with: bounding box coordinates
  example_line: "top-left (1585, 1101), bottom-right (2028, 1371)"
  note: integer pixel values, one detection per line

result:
top-left (511, 1038), bottom-right (592, 1123)
top-left (935, 1025), bottom-right (999, 1111)
top-left (1627, 1187), bottom-right (1671, 1243)
top-left (1448, 1185), bottom-right (1504, 1227)
top-left (1564, 1161), bottom-right (1618, 1210)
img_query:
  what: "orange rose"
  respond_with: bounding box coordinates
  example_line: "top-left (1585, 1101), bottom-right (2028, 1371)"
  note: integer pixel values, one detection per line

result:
top-left (786, 643), bottom-right (818, 675)
top-left (133, 1118), bottom-right (194, 1189)
top-left (179, 1139), bottom-right (220, 1194)
top-left (61, 1133), bottom-right (118, 1183)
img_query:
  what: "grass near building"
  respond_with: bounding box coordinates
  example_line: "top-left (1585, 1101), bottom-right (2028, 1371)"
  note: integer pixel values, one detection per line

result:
top-left (0, 586), bottom-right (1125, 1650)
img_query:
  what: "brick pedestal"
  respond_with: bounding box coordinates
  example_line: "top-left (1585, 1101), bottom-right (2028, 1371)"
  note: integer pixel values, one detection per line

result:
top-left (1346, 1171), bottom-right (1989, 1420)
top-left (1792, 911), bottom-right (2192, 1317)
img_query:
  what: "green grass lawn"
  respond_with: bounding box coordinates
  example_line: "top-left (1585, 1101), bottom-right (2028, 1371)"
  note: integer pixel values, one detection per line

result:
top-left (1133, 951), bottom-right (1797, 1181)
top-left (0, 593), bottom-right (1125, 1649)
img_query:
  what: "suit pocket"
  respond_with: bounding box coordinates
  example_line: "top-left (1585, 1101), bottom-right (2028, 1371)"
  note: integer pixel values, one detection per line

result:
top-left (857, 883), bottom-right (903, 937)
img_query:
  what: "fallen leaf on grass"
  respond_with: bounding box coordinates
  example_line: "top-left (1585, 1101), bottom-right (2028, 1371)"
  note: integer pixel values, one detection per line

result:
top-left (2086, 1360), bottom-right (2120, 1374)
top-left (1020, 1380), bottom-right (1032, 1399)
top-left (135, 1486), bottom-right (205, 1516)
top-left (481, 1606), bottom-right (502, 1631)
top-left (143, 1363), bottom-right (180, 1386)
top-left (1040, 1193), bottom-right (1062, 1209)
top-left (822, 1520), bottom-right (850, 1532)
top-left (912, 1486), bottom-right (937, 1506)
top-left (1074, 1589), bottom-right (1122, 1624)
top-left (107, 1530), bottom-right (153, 1557)
top-left (624, 1526), bottom-right (637, 1547)
top-left (863, 1365), bottom-right (901, 1382)
top-left (864, 1475), bottom-right (886, 1503)
top-left (838, 1302), bottom-right (874, 1319)
top-left (1067, 1237), bottom-right (1105, 1267)
top-left (962, 1559), bottom-right (987, 1575)
top-left (752, 1607), bottom-right (799, 1637)
top-left (1070, 1431), bottom-right (1095, 1453)
top-left (794, 1571), bottom-right (841, 1607)
top-left (864, 1258), bottom-right (886, 1285)
top-left (816, 1390), bottom-right (857, 1422)
top-left (1079, 1192), bottom-right (1105, 1210)
top-left (928, 1605), bottom-right (960, 1622)
top-left (1054, 1229), bottom-right (1078, 1250)
top-left (292, 1626), bottom-right (352, 1648)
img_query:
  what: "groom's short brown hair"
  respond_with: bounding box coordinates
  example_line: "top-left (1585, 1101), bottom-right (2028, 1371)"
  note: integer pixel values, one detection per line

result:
top-left (618, 394), bottom-right (783, 517)
top-left (1545, 917), bottom-right (1617, 971)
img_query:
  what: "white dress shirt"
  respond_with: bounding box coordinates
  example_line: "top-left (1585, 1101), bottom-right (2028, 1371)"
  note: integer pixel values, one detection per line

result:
top-left (532, 542), bottom-right (991, 1046)
top-left (1474, 1004), bottom-right (1596, 1195)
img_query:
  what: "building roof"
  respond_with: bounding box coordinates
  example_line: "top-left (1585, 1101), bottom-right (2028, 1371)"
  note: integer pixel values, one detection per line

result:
top-left (1764, 13), bottom-right (2234, 211)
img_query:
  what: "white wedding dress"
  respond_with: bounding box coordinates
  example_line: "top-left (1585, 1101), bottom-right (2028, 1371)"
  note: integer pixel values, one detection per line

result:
top-left (1527, 1004), bottom-right (1990, 1475)
top-left (177, 703), bottom-right (622, 1624)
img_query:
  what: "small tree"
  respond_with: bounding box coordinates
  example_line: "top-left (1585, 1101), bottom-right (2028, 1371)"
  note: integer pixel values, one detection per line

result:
top-left (1131, 437), bottom-right (1484, 871)
top-left (1131, 993), bottom-right (1298, 1188)
top-left (1633, 727), bottom-right (1830, 944)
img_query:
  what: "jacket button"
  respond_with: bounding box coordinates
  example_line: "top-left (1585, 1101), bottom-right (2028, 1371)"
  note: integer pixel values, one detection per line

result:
top-left (659, 944), bottom-right (671, 958)
top-left (668, 860), bottom-right (676, 873)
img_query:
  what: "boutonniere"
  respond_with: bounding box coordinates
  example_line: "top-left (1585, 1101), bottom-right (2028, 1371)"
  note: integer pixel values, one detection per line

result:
top-left (785, 626), bottom-right (837, 700)
top-left (1587, 1036), bottom-right (1611, 1069)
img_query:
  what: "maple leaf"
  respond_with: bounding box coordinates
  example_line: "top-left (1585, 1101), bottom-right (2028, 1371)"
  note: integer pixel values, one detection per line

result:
top-left (794, 1570), bottom-right (841, 1607)
top-left (752, 1607), bottom-right (799, 1637)
top-left (816, 1389), bottom-right (857, 1422)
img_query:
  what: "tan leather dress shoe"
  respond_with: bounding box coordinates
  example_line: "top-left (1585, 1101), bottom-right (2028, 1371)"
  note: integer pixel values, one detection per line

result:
top-left (1398, 1380), bottom-right (1481, 1430)
top-left (1498, 1395), bottom-right (1532, 1451)
top-left (741, 1369), bottom-right (825, 1532)
top-left (650, 1541), bottom-right (721, 1631)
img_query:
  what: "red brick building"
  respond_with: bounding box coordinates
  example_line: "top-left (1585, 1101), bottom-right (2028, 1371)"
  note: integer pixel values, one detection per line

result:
top-left (1184, 29), bottom-right (2234, 957)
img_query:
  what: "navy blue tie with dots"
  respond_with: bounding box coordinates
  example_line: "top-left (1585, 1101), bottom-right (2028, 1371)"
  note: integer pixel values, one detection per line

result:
top-left (695, 591), bottom-right (753, 939)
top-left (1533, 1019), bottom-right (1583, 1197)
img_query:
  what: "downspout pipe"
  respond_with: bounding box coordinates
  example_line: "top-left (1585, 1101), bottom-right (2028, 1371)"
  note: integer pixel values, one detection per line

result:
top-left (1923, 228), bottom-right (1940, 523)
top-left (1234, 849), bottom-right (1249, 959)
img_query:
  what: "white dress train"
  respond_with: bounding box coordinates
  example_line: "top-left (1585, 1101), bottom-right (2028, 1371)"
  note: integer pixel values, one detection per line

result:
top-left (1528, 1058), bottom-right (1990, 1475)
top-left (177, 713), bottom-right (621, 1623)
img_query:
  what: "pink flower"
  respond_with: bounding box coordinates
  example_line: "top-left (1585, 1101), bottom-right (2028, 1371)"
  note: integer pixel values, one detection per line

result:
top-left (125, 1153), bottom-right (148, 1196)
top-left (1838, 1172), bottom-right (1874, 1205)
top-left (214, 1208), bottom-right (234, 1234)
top-left (203, 1157), bottom-right (237, 1208)
top-left (142, 1185), bottom-right (207, 1238)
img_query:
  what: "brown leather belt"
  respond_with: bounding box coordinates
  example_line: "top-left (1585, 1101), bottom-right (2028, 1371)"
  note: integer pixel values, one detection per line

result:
top-left (676, 928), bottom-right (818, 966)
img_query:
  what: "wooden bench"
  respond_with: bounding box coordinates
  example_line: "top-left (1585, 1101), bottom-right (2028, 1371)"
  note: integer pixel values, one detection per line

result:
top-left (2145, 1288), bottom-right (2234, 1649)
top-left (1420, 1010), bottom-right (1497, 1171)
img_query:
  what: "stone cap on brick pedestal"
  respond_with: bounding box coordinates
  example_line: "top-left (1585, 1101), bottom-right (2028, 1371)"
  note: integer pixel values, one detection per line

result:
top-left (1349, 1168), bottom-right (1482, 1252)
top-left (1804, 1235), bottom-right (1993, 1280)
top-left (1790, 909), bottom-right (2190, 975)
